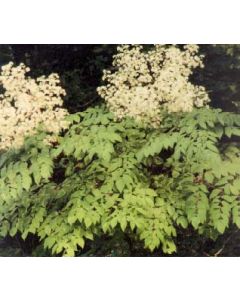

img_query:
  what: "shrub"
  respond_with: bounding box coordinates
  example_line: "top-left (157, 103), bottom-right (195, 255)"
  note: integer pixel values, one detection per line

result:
top-left (1, 45), bottom-right (240, 256)
top-left (1, 105), bottom-right (240, 255)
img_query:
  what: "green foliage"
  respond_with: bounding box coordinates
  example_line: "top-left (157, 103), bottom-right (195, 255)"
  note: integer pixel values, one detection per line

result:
top-left (1, 105), bottom-right (240, 256)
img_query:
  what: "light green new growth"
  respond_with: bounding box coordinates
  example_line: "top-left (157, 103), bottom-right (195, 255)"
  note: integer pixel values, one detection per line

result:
top-left (1, 105), bottom-right (240, 256)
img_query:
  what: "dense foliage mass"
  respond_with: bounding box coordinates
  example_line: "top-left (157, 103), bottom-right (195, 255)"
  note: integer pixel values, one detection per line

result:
top-left (1, 105), bottom-right (240, 255)
top-left (1, 45), bottom-right (240, 256)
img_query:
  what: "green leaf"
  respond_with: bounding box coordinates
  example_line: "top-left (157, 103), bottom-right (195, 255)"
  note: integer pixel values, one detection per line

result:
top-left (41, 164), bottom-right (51, 179)
top-left (67, 215), bottom-right (77, 225)
top-left (32, 167), bottom-right (41, 185)
top-left (119, 217), bottom-right (127, 231)
top-left (115, 178), bottom-right (125, 193)
top-left (225, 127), bottom-right (232, 138)
top-left (177, 216), bottom-right (188, 229)
top-left (22, 174), bottom-right (32, 191)
top-left (191, 217), bottom-right (200, 229)
top-left (210, 189), bottom-right (221, 199)
top-left (64, 247), bottom-right (75, 257)
top-left (44, 237), bottom-right (56, 249)
top-left (76, 237), bottom-right (85, 249)
top-left (216, 221), bottom-right (227, 234)
top-left (84, 216), bottom-right (92, 228)
top-left (0, 220), bottom-right (10, 237)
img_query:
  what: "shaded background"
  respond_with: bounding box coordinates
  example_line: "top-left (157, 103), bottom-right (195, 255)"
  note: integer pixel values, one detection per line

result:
top-left (1, 44), bottom-right (240, 113)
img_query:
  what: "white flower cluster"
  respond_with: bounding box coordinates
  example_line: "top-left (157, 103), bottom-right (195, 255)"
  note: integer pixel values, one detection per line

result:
top-left (97, 44), bottom-right (210, 127)
top-left (0, 62), bottom-right (69, 150)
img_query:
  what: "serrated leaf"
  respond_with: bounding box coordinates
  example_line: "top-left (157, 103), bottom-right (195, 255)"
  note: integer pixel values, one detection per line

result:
top-left (119, 217), bottom-right (127, 231)
top-left (67, 215), bottom-right (77, 225)
top-left (216, 221), bottom-right (227, 234)
top-left (115, 178), bottom-right (125, 193)
top-left (41, 164), bottom-right (51, 179)
top-left (225, 127), bottom-right (232, 138)
top-left (84, 216), bottom-right (92, 228)
top-left (22, 174), bottom-right (32, 191)
top-left (76, 237), bottom-right (85, 249)
top-left (177, 216), bottom-right (188, 229)
top-left (191, 217), bottom-right (200, 229)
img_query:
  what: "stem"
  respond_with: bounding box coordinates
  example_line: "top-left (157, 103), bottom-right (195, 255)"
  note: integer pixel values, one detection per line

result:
top-left (213, 229), bottom-right (239, 257)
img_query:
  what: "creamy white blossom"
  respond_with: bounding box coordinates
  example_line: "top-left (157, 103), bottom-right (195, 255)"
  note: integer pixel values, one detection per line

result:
top-left (0, 62), bottom-right (69, 150)
top-left (97, 44), bottom-right (210, 127)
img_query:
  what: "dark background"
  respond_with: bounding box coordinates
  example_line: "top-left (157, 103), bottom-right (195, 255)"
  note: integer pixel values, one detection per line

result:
top-left (1, 44), bottom-right (240, 113)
